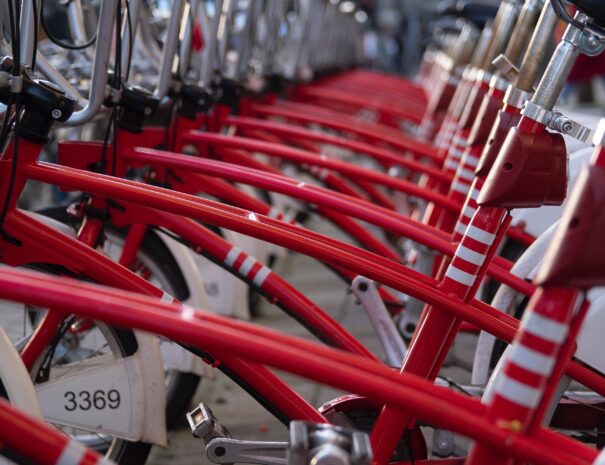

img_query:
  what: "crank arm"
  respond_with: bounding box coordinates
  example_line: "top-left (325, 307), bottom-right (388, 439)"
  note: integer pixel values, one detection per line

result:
top-left (207, 437), bottom-right (288, 465)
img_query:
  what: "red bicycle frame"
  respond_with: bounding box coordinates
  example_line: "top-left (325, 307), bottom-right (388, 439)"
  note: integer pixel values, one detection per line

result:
top-left (0, 136), bottom-right (599, 408)
top-left (0, 267), bottom-right (596, 465)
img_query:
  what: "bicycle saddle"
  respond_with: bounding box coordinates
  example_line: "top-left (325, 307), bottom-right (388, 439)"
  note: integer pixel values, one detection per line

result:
top-left (567, 0), bottom-right (605, 25)
top-left (438, 1), bottom-right (500, 28)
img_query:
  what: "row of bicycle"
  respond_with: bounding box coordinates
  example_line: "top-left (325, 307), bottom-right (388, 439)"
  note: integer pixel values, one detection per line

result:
top-left (2, 0), bottom-right (605, 464)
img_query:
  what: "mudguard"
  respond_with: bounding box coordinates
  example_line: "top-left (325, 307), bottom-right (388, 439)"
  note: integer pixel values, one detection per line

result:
top-left (36, 330), bottom-right (168, 446)
top-left (473, 222), bottom-right (605, 388)
top-left (29, 212), bottom-right (168, 445)
top-left (0, 326), bottom-right (42, 418)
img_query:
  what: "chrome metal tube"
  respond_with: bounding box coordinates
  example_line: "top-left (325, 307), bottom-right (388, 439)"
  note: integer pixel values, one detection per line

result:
top-left (283, 0), bottom-right (311, 79)
top-left (470, 22), bottom-right (495, 68)
top-left (66, 0), bottom-right (118, 126)
top-left (154, 0), bottom-right (186, 99)
top-left (474, 2), bottom-right (509, 68)
top-left (453, 24), bottom-right (478, 67)
top-left (515, 1), bottom-right (559, 92)
top-left (67, 0), bottom-right (89, 44)
top-left (482, 1), bottom-right (522, 70)
top-left (138, 5), bottom-right (162, 67)
top-left (200, 0), bottom-right (224, 88)
top-left (294, 0), bottom-right (317, 77)
top-left (504, 0), bottom-right (545, 66)
top-left (179, 0), bottom-right (200, 79)
top-left (19, 0), bottom-right (40, 68)
top-left (531, 13), bottom-right (590, 110)
top-left (216, 0), bottom-right (235, 75)
top-left (233, 0), bottom-right (256, 81)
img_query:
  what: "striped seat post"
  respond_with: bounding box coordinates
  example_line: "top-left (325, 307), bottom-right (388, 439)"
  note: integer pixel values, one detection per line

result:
top-left (465, 287), bottom-right (581, 465)
top-left (452, 176), bottom-right (485, 242)
top-left (442, 205), bottom-right (504, 296)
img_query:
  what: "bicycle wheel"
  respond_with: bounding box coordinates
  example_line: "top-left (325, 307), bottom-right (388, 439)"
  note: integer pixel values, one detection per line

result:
top-left (37, 205), bottom-right (202, 428)
top-left (0, 294), bottom-right (152, 465)
top-left (102, 227), bottom-right (202, 428)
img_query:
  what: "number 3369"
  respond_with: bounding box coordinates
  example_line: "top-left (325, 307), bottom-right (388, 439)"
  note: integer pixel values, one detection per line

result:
top-left (64, 389), bottom-right (121, 411)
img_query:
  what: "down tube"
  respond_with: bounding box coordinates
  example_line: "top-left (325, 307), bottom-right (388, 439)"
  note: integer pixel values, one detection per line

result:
top-left (2, 211), bottom-right (324, 424)
top-left (124, 148), bottom-right (527, 294)
top-left (24, 161), bottom-right (605, 398)
top-left (112, 205), bottom-right (377, 359)
top-left (0, 270), bottom-right (595, 465)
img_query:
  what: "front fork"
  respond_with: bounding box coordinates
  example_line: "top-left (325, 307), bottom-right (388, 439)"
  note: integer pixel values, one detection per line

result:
top-left (370, 205), bottom-right (510, 464)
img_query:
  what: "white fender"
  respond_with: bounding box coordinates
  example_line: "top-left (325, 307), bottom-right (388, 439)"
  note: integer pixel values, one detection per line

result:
top-left (471, 223), bottom-right (558, 385)
top-left (474, 222), bottom-right (605, 390)
top-left (154, 230), bottom-right (215, 378)
top-left (156, 230), bottom-right (211, 311)
top-left (190, 227), bottom-right (251, 319)
top-left (575, 289), bottom-right (605, 371)
top-left (27, 212), bottom-right (168, 445)
top-left (484, 286), bottom-right (605, 404)
top-left (31, 211), bottom-right (210, 378)
top-left (0, 326), bottom-right (42, 418)
top-left (36, 330), bottom-right (167, 446)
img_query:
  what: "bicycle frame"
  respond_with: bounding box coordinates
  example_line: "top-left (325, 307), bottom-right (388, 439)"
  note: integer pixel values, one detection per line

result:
top-left (2, 136), bottom-right (603, 408)
top-left (246, 102), bottom-right (441, 163)
top-left (122, 141), bottom-right (530, 294)
top-left (3, 2), bottom-right (604, 463)
top-left (0, 266), bottom-right (597, 465)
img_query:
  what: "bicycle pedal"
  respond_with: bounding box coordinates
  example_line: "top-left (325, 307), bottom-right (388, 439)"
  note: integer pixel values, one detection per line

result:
top-left (187, 402), bottom-right (231, 442)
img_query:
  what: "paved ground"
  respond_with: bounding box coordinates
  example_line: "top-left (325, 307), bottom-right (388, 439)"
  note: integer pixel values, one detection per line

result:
top-left (148, 220), bottom-right (476, 465)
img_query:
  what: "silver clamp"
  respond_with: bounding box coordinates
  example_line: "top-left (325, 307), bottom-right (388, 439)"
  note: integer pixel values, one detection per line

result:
top-left (446, 72), bottom-right (461, 87)
top-left (521, 101), bottom-right (551, 124)
top-left (503, 85), bottom-right (531, 109)
top-left (492, 55), bottom-right (519, 84)
top-left (475, 69), bottom-right (492, 85)
top-left (489, 73), bottom-right (509, 92)
top-left (550, 112), bottom-right (593, 144)
top-left (523, 101), bottom-right (593, 144)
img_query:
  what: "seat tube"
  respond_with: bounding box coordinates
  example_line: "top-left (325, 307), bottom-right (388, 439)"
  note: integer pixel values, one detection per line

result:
top-left (370, 205), bottom-right (508, 464)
